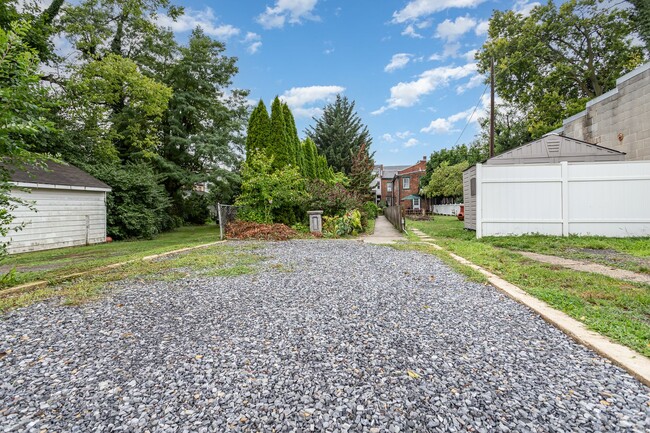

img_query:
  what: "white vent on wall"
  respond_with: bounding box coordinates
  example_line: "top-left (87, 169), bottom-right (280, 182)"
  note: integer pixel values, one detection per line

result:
top-left (546, 139), bottom-right (561, 153)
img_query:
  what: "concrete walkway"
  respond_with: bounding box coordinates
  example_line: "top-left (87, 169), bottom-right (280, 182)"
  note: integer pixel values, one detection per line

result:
top-left (518, 251), bottom-right (650, 285)
top-left (361, 215), bottom-right (404, 244)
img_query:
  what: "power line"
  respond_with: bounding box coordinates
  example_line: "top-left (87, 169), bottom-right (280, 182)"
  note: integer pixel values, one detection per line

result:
top-left (451, 84), bottom-right (489, 148)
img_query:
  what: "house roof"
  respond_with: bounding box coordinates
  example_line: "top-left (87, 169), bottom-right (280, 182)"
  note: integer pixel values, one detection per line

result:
top-left (381, 165), bottom-right (409, 179)
top-left (1, 160), bottom-right (111, 191)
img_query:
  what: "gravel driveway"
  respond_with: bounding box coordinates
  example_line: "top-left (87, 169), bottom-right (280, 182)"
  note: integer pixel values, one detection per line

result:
top-left (1, 240), bottom-right (649, 432)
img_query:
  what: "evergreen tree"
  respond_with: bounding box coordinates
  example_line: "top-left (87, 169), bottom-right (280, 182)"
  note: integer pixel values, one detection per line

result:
top-left (246, 100), bottom-right (270, 163)
top-left (306, 95), bottom-right (373, 175)
top-left (302, 139), bottom-right (316, 179)
top-left (269, 96), bottom-right (290, 170)
top-left (282, 102), bottom-right (301, 167)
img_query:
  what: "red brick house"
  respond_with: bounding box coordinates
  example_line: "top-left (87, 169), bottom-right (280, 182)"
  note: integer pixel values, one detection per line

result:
top-left (376, 165), bottom-right (408, 206)
top-left (389, 157), bottom-right (428, 212)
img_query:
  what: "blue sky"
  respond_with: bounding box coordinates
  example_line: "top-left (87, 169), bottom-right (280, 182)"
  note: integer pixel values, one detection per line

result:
top-left (159, 0), bottom-right (541, 165)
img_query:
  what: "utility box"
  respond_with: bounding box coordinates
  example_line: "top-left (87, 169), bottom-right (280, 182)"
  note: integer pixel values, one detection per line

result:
top-left (308, 210), bottom-right (323, 233)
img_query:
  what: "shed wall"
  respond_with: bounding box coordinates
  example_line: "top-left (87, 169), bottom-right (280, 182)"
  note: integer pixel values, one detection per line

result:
top-left (462, 166), bottom-right (477, 230)
top-left (473, 161), bottom-right (650, 237)
top-left (1, 188), bottom-right (107, 254)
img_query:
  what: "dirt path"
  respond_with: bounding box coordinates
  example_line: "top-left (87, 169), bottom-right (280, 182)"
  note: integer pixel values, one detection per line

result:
top-left (518, 251), bottom-right (650, 285)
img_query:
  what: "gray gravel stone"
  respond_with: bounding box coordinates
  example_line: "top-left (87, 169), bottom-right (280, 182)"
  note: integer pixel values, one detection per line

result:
top-left (1, 240), bottom-right (649, 432)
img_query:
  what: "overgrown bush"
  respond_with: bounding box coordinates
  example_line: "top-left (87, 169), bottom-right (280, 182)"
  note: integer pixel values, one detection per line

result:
top-left (307, 179), bottom-right (361, 217)
top-left (90, 163), bottom-right (170, 240)
top-left (362, 201), bottom-right (379, 219)
top-left (323, 209), bottom-right (363, 237)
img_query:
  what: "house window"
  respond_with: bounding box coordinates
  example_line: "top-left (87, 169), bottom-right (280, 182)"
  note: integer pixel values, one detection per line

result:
top-left (470, 178), bottom-right (476, 196)
top-left (387, 197), bottom-right (393, 206)
top-left (387, 182), bottom-right (392, 192)
top-left (403, 177), bottom-right (410, 189)
top-left (413, 197), bottom-right (420, 209)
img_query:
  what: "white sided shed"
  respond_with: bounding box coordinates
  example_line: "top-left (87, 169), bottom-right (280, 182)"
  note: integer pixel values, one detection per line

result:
top-left (463, 134), bottom-right (628, 235)
top-left (1, 161), bottom-right (111, 254)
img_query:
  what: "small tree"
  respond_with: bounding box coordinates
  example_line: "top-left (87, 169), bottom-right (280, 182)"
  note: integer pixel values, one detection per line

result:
top-left (348, 142), bottom-right (374, 200)
top-left (420, 161), bottom-right (469, 201)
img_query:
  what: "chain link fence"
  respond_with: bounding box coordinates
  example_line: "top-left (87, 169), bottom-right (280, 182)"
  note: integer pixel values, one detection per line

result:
top-left (216, 203), bottom-right (241, 240)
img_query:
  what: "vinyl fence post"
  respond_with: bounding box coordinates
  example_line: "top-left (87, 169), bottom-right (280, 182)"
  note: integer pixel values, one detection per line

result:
top-left (475, 163), bottom-right (483, 239)
top-left (561, 161), bottom-right (569, 237)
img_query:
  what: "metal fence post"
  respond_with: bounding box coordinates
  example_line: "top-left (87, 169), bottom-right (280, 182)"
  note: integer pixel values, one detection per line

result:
top-left (217, 202), bottom-right (223, 240)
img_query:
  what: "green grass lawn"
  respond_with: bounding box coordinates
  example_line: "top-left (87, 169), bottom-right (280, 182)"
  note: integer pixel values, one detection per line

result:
top-left (0, 224), bottom-right (221, 289)
top-left (0, 243), bottom-right (266, 313)
top-left (407, 216), bottom-right (650, 357)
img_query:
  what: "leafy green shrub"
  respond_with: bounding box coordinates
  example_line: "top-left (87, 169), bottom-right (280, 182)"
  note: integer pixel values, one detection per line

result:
top-left (323, 209), bottom-right (363, 237)
top-left (235, 152), bottom-right (309, 224)
top-left (362, 201), bottom-right (380, 219)
top-left (90, 163), bottom-right (170, 240)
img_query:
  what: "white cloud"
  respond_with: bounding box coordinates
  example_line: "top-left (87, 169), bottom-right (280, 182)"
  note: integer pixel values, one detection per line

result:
top-left (420, 93), bottom-right (503, 135)
top-left (157, 8), bottom-right (240, 39)
top-left (404, 138), bottom-right (419, 148)
top-left (248, 41), bottom-right (263, 54)
top-left (257, 0), bottom-right (319, 29)
top-left (385, 53), bottom-right (412, 73)
top-left (280, 85), bottom-right (344, 118)
top-left (382, 133), bottom-right (396, 143)
top-left (513, 0), bottom-right (541, 17)
top-left (243, 32), bottom-right (262, 54)
top-left (396, 131), bottom-right (413, 139)
top-left (373, 63), bottom-right (477, 114)
top-left (462, 49), bottom-right (478, 62)
top-left (401, 24), bottom-right (423, 38)
top-left (436, 16), bottom-right (477, 41)
top-left (392, 0), bottom-right (486, 23)
top-left (389, 148), bottom-right (400, 153)
top-left (475, 20), bottom-right (489, 36)
top-left (456, 73), bottom-right (484, 93)
top-left (421, 108), bottom-right (475, 134)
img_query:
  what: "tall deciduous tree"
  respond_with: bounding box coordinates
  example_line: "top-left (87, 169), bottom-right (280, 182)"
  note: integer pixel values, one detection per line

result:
top-left (420, 161), bottom-right (469, 200)
top-left (268, 96), bottom-right (290, 170)
top-left (421, 142), bottom-right (486, 190)
top-left (629, 0), bottom-right (650, 52)
top-left (157, 28), bottom-right (249, 222)
top-left (306, 95), bottom-right (373, 175)
top-left (246, 100), bottom-right (270, 163)
top-left (0, 22), bottom-right (54, 255)
top-left (477, 0), bottom-right (645, 136)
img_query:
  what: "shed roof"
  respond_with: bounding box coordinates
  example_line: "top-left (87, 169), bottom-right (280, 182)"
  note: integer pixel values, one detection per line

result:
top-left (485, 134), bottom-right (625, 165)
top-left (2, 160), bottom-right (111, 191)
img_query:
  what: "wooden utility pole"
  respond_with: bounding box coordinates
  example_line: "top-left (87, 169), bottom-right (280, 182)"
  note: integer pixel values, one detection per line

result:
top-left (489, 57), bottom-right (495, 158)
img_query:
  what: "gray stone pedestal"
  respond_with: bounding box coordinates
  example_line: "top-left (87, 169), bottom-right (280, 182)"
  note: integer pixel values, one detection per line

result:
top-left (307, 210), bottom-right (323, 233)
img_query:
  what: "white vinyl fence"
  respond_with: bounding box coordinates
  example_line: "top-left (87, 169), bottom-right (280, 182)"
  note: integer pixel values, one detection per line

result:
top-left (475, 160), bottom-right (650, 238)
top-left (433, 204), bottom-right (462, 216)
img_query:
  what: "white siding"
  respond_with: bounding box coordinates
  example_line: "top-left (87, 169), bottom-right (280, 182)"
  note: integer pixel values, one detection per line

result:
top-left (1, 188), bottom-right (107, 253)
top-left (474, 161), bottom-right (650, 238)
